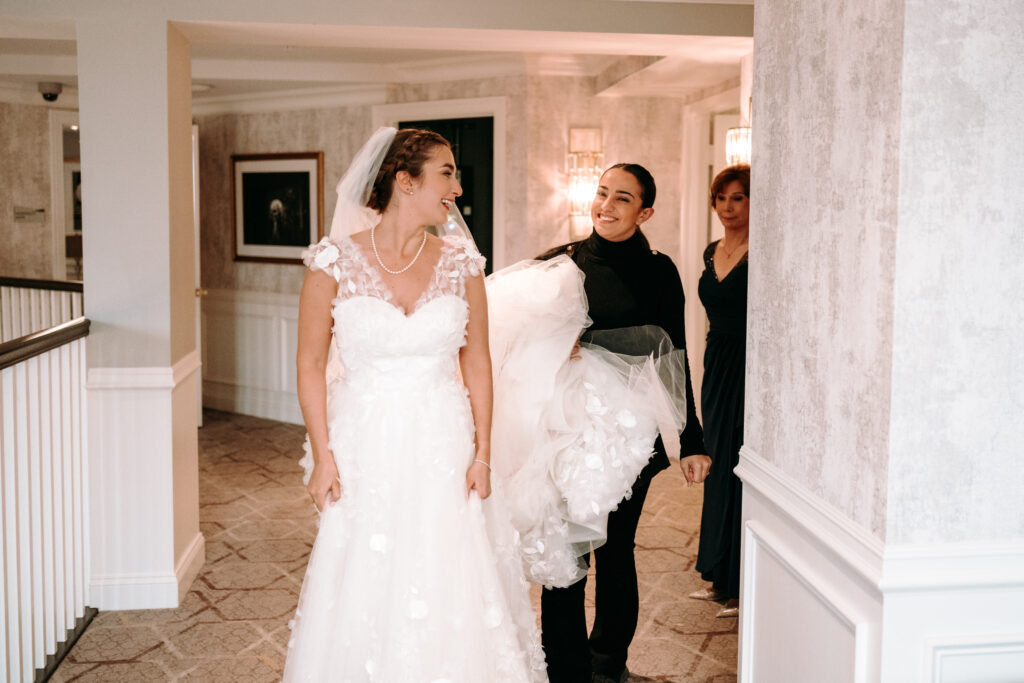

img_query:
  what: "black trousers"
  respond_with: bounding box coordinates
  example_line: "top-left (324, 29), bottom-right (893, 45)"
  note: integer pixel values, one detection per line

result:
top-left (541, 471), bottom-right (654, 682)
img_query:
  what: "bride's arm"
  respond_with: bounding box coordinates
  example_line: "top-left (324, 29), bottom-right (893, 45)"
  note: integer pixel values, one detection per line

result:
top-left (459, 272), bottom-right (493, 499)
top-left (297, 269), bottom-right (341, 510)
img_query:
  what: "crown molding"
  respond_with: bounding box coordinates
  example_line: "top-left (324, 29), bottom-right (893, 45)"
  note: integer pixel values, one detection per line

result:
top-left (191, 83), bottom-right (390, 116)
top-left (391, 54), bottom-right (526, 83)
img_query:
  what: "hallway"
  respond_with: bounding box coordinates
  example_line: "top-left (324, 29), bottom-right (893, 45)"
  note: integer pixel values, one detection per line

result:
top-left (52, 410), bottom-right (737, 682)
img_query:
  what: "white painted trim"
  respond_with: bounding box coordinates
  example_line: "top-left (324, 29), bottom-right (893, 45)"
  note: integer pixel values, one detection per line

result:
top-left (89, 571), bottom-right (179, 611)
top-left (172, 349), bottom-right (202, 387)
top-left (191, 83), bottom-right (389, 117)
top-left (736, 446), bottom-right (885, 587)
top-left (392, 54), bottom-right (526, 82)
top-left (739, 446), bottom-right (1024, 596)
top-left (85, 351), bottom-right (199, 391)
top-left (372, 96), bottom-right (508, 269)
top-left (927, 634), bottom-right (1024, 682)
top-left (679, 85), bottom-right (740, 411)
top-left (202, 378), bottom-right (303, 426)
top-left (48, 109), bottom-right (79, 280)
top-left (882, 541), bottom-right (1024, 593)
top-left (174, 532), bottom-right (205, 602)
top-left (743, 520), bottom-right (875, 683)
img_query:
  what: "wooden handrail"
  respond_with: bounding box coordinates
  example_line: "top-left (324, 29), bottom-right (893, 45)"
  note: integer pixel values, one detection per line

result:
top-left (0, 317), bottom-right (90, 370)
top-left (0, 277), bottom-right (83, 293)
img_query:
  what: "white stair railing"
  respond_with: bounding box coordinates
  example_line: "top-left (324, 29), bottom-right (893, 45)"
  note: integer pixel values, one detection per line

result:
top-left (1, 317), bottom-right (91, 682)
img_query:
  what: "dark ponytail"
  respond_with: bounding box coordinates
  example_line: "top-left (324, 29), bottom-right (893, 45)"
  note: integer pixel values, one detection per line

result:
top-left (606, 163), bottom-right (656, 209)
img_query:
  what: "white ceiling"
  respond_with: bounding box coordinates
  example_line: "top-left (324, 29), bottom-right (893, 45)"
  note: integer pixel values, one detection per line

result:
top-left (0, 20), bottom-right (752, 109)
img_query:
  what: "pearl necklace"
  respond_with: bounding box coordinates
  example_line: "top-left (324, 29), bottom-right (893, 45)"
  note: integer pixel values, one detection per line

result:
top-left (371, 226), bottom-right (427, 275)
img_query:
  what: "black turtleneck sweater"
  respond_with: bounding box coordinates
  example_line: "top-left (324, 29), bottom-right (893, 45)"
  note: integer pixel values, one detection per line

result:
top-left (540, 229), bottom-right (705, 471)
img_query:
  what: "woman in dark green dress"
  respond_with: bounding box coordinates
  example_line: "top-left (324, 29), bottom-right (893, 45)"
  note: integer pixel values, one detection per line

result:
top-left (690, 164), bottom-right (750, 619)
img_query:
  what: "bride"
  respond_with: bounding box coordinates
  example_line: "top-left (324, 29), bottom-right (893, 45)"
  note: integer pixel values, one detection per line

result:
top-left (284, 127), bottom-right (545, 682)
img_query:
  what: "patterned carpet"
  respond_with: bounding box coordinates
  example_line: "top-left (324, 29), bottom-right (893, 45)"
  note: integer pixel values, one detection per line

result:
top-left (52, 409), bottom-right (737, 682)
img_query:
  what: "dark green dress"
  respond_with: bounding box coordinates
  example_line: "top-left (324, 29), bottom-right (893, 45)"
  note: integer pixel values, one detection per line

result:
top-left (696, 240), bottom-right (748, 598)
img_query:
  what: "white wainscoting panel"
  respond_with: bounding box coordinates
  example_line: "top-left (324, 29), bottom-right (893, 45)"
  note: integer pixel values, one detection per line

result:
top-left (202, 289), bottom-right (302, 425)
top-left (87, 351), bottom-right (203, 610)
top-left (737, 447), bottom-right (1024, 683)
top-left (929, 636), bottom-right (1024, 683)
top-left (737, 447), bottom-right (884, 683)
top-left (882, 542), bottom-right (1024, 682)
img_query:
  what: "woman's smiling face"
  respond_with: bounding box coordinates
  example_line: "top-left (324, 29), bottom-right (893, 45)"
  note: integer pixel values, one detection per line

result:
top-left (409, 144), bottom-right (462, 225)
top-left (590, 168), bottom-right (653, 242)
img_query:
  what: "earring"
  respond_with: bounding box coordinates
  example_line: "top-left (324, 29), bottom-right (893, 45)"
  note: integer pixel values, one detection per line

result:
top-left (406, 189), bottom-right (414, 196)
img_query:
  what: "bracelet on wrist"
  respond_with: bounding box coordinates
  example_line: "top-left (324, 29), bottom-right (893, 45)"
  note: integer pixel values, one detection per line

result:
top-left (473, 458), bottom-right (491, 471)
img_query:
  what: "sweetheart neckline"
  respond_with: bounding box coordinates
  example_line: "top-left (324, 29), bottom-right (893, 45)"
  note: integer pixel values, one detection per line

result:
top-left (332, 292), bottom-right (467, 320)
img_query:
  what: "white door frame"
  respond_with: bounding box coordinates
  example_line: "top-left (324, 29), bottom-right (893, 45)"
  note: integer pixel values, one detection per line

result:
top-left (371, 97), bottom-right (507, 270)
top-left (192, 123), bottom-right (203, 427)
top-left (679, 86), bottom-right (741, 407)
top-left (48, 109), bottom-right (79, 281)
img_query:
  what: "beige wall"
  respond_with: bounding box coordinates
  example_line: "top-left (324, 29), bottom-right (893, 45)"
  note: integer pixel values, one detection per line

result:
top-left (0, 102), bottom-right (53, 279)
top-left (526, 76), bottom-right (684, 260)
top-left (196, 105), bottom-right (374, 294)
top-left (197, 74), bottom-right (690, 294)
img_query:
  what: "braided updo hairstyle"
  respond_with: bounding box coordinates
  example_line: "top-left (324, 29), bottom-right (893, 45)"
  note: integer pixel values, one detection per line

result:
top-left (366, 128), bottom-right (452, 212)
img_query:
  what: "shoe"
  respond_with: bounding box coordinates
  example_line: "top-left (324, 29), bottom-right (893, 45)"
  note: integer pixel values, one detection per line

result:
top-left (592, 667), bottom-right (629, 683)
top-left (688, 587), bottom-right (726, 601)
top-left (715, 605), bottom-right (739, 618)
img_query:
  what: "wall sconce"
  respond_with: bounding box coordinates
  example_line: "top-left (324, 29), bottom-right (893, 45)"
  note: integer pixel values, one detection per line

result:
top-left (568, 128), bottom-right (603, 239)
top-left (725, 94), bottom-right (752, 166)
top-left (725, 126), bottom-right (751, 166)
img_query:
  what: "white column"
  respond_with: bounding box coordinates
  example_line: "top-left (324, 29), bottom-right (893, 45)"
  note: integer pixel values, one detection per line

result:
top-left (738, 0), bottom-right (1024, 681)
top-left (77, 15), bottom-right (202, 610)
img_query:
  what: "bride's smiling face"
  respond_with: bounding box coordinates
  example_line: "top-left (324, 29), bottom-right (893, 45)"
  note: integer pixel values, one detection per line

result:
top-left (591, 168), bottom-right (654, 242)
top-left (407, 145), bottom-right (462, 225)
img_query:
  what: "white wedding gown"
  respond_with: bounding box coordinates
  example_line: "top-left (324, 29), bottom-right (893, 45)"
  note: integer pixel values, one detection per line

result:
top-left (284, 234), bottom-right (546, 683)
top-left (486, 257), bottom-right (686, 588)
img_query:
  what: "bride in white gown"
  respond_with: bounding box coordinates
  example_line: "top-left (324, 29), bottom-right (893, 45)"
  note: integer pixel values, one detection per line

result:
top-left (284, 127), bottom-right (545, 683)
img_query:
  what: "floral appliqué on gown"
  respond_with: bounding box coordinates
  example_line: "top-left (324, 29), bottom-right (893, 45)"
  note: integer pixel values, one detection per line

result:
top-left (283, 234), bottom-right (546, 683)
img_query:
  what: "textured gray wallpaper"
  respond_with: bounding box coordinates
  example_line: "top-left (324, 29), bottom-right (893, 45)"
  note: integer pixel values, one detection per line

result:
top-left (195, 74), bottom-right (689, 294)
top-left (746, 0), bottom-right (905, 540)
top-left (888, 0), bottom-right (1024, 544)
top-left (0, 102), bottom-right (54, 279)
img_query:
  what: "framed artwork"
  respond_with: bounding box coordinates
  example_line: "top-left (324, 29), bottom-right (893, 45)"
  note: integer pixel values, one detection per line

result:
top-left (63, 160), bottom-right (82, 233)
top-left (232, 152), bottom-right (324, 263)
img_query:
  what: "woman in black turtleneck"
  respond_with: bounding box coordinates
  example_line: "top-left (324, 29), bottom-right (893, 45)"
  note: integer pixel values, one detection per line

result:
top-left (539, 163), bottom-right (711, 683)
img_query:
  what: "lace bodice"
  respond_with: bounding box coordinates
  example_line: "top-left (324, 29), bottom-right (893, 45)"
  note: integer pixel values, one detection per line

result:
top-left (302, 234), bottom-right (486, 391)
top-left (304, 234), bottom-right (485, 314)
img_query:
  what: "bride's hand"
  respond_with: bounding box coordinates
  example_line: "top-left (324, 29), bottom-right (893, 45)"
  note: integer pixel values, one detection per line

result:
top-left (465, 459), bottom-right (491, 500)
top-left (307, 456), bottom-right (341, 512)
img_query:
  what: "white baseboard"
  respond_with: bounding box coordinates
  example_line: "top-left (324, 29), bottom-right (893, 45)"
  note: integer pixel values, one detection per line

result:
top-left (203, 378), bottom-right (303, 425)
top-left (175, 531), bottom-right (205, 602)
top-left (90, 571), bottom-right (180, 610)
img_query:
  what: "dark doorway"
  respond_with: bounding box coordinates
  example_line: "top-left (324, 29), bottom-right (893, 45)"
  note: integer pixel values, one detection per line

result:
top-left (399, 117), bottom-right (494, 273)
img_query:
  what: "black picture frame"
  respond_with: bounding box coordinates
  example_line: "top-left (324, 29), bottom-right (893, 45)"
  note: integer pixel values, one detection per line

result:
top-left (232, 152), bottom-right (324, 263)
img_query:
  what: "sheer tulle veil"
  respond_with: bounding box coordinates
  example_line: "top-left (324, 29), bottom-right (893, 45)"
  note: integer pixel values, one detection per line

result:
top-left (327, 125), bottom-right (476, 244)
